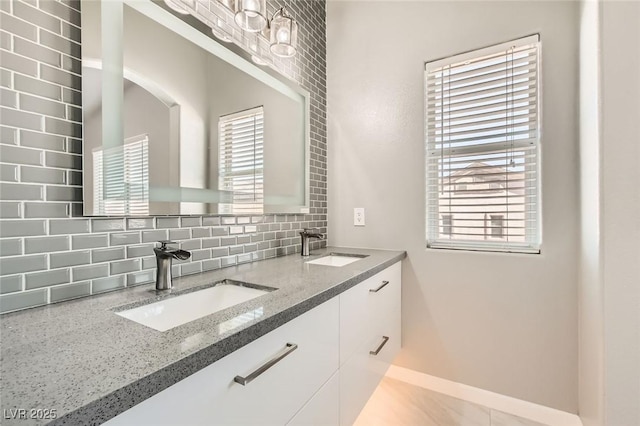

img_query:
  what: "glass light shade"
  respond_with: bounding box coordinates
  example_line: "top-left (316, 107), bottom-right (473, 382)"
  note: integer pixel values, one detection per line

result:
top-left (164, 0), bottom-right (192, 15)
top-left (270, 8), bottom-right (298, 58)
top-left (234, 0), bottom-right (267, 32)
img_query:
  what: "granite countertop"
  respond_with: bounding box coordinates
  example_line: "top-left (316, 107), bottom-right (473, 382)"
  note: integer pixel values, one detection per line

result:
top-left (0, 247), bottom-right (406, 425)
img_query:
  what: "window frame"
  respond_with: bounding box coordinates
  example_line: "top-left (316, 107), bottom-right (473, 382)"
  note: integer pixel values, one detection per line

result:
top-left (424, 34), bottom-right (542, 254)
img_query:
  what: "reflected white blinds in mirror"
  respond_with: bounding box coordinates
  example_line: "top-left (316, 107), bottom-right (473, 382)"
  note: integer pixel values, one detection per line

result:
top-left (93, 135), bottom-right (150, 216)
top-left (425, 35), bottom-right (541, 253)
top-left (218, 107), bottom-right (264, 214)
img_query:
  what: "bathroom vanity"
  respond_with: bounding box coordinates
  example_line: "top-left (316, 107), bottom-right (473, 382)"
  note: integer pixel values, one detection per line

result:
top-left (0, 248), bottom-right (405, 425)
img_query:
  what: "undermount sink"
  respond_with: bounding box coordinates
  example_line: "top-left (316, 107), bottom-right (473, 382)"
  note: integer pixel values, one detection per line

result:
top-left (115, 280), bottom-right (276, 332)
top-left (305, 253), bottom-right (368, 267)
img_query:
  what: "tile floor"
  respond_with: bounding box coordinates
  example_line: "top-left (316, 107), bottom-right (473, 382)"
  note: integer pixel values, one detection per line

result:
top-left (355, 377), bottom-right (548, 426)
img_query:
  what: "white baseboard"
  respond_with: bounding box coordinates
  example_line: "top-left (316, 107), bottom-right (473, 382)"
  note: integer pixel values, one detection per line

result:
top-left (385, 365), bottom-right (583, 426)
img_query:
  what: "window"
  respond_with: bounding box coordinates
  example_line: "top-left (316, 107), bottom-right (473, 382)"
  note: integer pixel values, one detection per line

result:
top-left (425, 34), bottom-right (541, 253)
top-left (442, 214), bottom-right (453, 236)
top-left (93, 135), bottom-right (149, 216)
top-left (218, 106), bottom-right (264, 214)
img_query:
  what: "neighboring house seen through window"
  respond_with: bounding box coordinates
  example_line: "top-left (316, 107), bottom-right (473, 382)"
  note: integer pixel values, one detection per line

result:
top-left (425, 35), bottom-right (541, 253)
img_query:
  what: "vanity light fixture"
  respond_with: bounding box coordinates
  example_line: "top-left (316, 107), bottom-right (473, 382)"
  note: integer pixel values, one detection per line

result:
top-left (269, 7), bottom-right (298, 58)
top-left (234, 0), bottom-right (268, 32)
top-left (164, 0), bottom-right (192, 15)
top-left (166, 0), bottom-right (301, 60)
top-left (211, 17), bottom-right (233, 43)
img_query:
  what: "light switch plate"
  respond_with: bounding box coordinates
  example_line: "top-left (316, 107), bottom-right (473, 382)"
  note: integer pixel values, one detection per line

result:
top-left (354, 208), bottom-right (365, 226)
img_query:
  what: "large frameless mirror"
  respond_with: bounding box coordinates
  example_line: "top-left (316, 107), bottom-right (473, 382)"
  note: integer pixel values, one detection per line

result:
top-left (81, 0), bottom-right (310, 216)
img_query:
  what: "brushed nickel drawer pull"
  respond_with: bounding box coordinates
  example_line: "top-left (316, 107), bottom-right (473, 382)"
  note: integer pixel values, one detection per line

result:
top-left (369, 280), bottom-right (389, 293)
top-left (234, 343), bottom-right (298, 386)
top-left (370, 336), bottom-right (389, 356)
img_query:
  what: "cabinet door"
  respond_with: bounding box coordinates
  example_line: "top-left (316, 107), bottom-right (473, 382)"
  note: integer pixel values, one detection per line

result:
top-left (339, 262), bottom-right (401, 426)
top-left (106, 298), bottom-right (339, 426)
top-left (287, 372), bottom-right (339, 426)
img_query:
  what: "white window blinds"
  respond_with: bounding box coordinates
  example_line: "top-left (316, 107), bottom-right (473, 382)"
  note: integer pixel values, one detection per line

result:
top-left (218, 106), bottom-right (264, 215)
top-left (93, 135), bottom-right (150, 216)
top-left (425, 35), bottom-right (541, 253)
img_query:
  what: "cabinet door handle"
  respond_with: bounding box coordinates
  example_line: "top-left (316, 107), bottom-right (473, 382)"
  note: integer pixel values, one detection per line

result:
top-left (369, 280), bottom-right (390, 293)
top-left (369, 336), bottom-right (390, 356)
top-left (234, 343), bottom-right (298, 386)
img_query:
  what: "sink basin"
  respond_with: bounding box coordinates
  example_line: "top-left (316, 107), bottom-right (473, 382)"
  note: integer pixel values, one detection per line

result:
top-left (115, 280), bottom-right (276, 331)
top-left (306, 253), bottom-right (368, 267)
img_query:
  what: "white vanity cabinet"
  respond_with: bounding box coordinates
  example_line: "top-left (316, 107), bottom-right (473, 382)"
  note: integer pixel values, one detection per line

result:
top-left (106, 261), bottom-right (401, 426)
top-left (105, 298), bottom-right (340, 426)
top-left (338, 261), bottom-right (402, 425)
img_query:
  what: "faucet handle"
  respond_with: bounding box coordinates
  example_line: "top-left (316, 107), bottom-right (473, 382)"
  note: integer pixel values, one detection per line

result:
top-left (157, 240), bottom-right (177, 249)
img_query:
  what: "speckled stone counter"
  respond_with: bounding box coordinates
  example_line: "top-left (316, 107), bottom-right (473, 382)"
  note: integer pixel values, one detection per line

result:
top-left (0, 247), bottom-right (405, 425)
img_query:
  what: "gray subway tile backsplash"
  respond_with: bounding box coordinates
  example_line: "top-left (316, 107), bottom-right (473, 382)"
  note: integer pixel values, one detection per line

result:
top-left (71, 234), bottom-right (108, 250)
top-left (19, 93), bottom-right (67, 120)
top-left (49, 219), bottom-right (90, 235)
top-left (25, 268), bottom-right (70, 290)
top-left (24, 235), bottom-right (69, 254)
top-left (110, 232), bottom-right (141, 246)
top-left (14, 73), bottom-right (62, 101)
top-left (0, 275), bottom-right (22, 294)
top-left (0, 49), bottom-right (38, 76)
top-left (0, 202), bottom-right (21, 218)
top-left (50, 281), bottom-right (90, 303)
top-left (21, 166), bottom-right (67, 184)
top-left (0, 219), bottom-right (46, 237)
top-left (91, 275), bottom-right (125, 294)
top-left (168, 228), bottom-right (190, 240)
top-left (127, 270), bottom-right (154, 287)
top-left (0, 163), bottom-right (18, 181)
top-left (72, 264), bottom-right (109, 282)
top-left (0, 182), bottom-right (43, 200)
top-left (0, 11), bottom-right (37, 41)
top-left (0, 0), bottom-right (327, 313)
top-left (91, 219), bottom-right (125, 233)
top-left (0, 253), bottom-right (46, 275)
top-left (24, 202), bottom-right (69, 218)
top-left (141, 229), bottom-right (168, 243)
top-left (0, 144), bottom-right (43, 166)
top-left (0, 288), bottom-right (47, 313)
top-left (50, 250), bottom-right (91, 268)
top-left (92, 247), bottom-right (125, 263)
top-left (109, 258), bottom-right (140, 275)
top-left (0, 238), bottom-right (22, 256)
top-left (12, 1), bottom-right (61, 34)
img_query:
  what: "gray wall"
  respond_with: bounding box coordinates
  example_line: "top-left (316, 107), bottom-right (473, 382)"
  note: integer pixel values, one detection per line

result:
top-left (327, 0), bottom-right (580, 413)
top-left (0, 0), bottom-right (327, 313)
top-left (600, 1), bottom-right (640, 424)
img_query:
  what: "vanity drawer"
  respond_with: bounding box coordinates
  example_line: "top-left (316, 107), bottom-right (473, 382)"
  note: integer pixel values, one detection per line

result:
top-left (339, 317), bottom-right (400, 426)
top-left (287, 371), bottom-right (339, 426)
top-left (105, 298), bottom-right (339, 426)
top-left (339, 261), bottom-right (401, 365)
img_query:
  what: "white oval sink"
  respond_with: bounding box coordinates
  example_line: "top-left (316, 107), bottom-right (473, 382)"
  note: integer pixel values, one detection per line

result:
top-left (306, 253), bottom-right (368, 267)
top-left (115, 281), bottom-right (275, 331)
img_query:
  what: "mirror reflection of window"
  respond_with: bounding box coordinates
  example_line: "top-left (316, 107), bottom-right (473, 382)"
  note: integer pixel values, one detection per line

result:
top-left (93, 135), bottom-right (150, 216)
top-left (218, 107), bottom-right (264, 214)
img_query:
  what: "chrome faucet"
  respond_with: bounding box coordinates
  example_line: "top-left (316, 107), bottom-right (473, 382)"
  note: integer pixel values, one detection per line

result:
top-left (299, 228), bottom-right (324, 257)
top-left (154, 241), bottom-right (191, 291)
